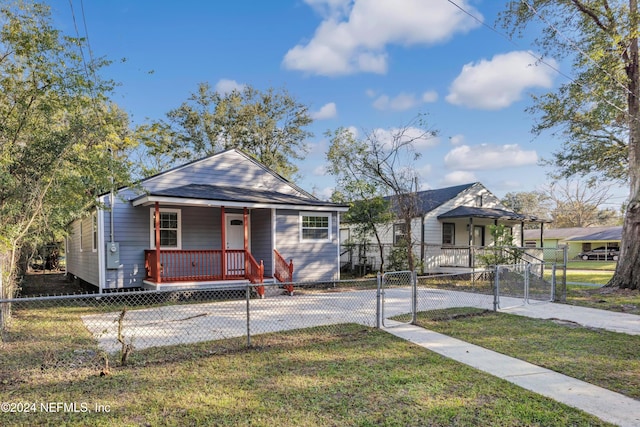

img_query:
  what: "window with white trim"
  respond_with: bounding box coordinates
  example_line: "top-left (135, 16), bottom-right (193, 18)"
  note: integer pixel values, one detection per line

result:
top-left (300, 213), bottom-right (331, 241)
top-left (150, 208), bottom-right (182, 249)
top-left (393, 223), bottom-right (407, 246)
top-left (442, 223), bottom-right (455, 245)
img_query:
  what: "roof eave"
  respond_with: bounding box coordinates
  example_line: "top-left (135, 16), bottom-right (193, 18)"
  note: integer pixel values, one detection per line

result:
top-left (131, 195), bottom-right (349, 212)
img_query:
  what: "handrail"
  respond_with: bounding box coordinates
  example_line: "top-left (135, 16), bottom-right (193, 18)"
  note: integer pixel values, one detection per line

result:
top-left (274, 249), bottom-right (294, 295)
top-left (245, 251), bottom-right (265, 298)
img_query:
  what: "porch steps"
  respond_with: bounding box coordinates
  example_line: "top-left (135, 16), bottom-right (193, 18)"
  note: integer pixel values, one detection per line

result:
top-left (142, 278), bottom-right (275, 292)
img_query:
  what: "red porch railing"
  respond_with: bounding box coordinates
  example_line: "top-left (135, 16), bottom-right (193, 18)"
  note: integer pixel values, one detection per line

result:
top-left (144, 249), bottom-right (263, 284)
top-left (245, 251), bottom-right (265, 297)
top-left (274, 249), bottom-right (294, 295)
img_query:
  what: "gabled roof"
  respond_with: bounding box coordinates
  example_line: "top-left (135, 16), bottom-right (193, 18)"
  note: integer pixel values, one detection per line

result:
top-left (137, 148), bottom-right (317, 200)
top-left (523, 226), bottom-right (622, 241)
top-left (416, 182), bottom-right (477, 214)
top-left (566, 226), bottom-right (622, 242)
top-left (385, 182), bottom-right (477, 215)
top-left (131, 183), bottom-right (347, 211)
top-left (437, 206), bottom-right (527, 221)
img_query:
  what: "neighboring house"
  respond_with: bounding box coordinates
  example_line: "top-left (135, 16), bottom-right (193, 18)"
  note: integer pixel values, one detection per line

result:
top-left (66, 149), bottom-right (348, 292)
top-left (341, 182), bottom-right (548, 273)
top-left (523, 226), bottom-right (622, 260)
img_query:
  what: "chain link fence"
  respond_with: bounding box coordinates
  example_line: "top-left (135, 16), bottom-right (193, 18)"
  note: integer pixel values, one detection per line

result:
top-left (1, 264), bottom-right (560, 368)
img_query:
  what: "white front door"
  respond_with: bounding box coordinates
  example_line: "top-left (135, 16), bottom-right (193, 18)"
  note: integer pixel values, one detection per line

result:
top-left (225, 214), bottom-right (246, 250)
top-left (225, 213), bottom-right (248, 276)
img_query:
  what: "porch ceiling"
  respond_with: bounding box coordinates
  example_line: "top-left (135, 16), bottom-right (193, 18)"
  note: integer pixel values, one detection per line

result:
top-left (437, 206), bottom-right (549, 222)
top-left (131, 183), bottom-right (349, 211)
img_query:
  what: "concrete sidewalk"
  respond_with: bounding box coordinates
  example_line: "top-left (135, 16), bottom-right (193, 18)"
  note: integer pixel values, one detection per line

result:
top-left (498, 301), bottom-right (640, 335)
top-left (385, 310), bottom-right (640, 427)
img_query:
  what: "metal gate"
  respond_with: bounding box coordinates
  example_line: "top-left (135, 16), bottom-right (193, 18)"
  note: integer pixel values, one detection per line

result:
top-left (495, 263), bottom-right (555, 309)
top-left (377, 270), bottom-right (416, 327)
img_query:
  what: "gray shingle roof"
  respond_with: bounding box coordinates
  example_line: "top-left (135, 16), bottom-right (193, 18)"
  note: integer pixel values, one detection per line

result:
top-left (385, 182), bottom-right (477, 215)
top-left (566, 226), bottom-right (622, 242)
top-left (524, 226), bottom-right (622, 241)
top-left (134, 183), bottom-right (346, 208)
top-left (437, 206), bottom-right (527, 221)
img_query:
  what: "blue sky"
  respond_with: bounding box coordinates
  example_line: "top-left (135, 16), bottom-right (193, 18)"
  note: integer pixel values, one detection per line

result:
top-left (48, 0), bottom-right (625, 208)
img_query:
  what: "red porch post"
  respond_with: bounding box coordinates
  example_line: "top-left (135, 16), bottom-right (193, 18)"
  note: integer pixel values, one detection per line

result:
top-left (155, 202), bottom-right (161, 284)
top-left (221, 206), bottom-right (226, 280)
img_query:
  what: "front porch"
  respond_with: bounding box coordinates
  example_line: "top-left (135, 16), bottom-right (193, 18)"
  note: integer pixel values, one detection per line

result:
top-left (143, 249), bottom-right (267, 289)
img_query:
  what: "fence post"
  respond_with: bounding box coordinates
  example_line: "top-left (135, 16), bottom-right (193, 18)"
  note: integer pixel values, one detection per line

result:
top-left (493, 265), bottom-right (499, 311)
top-left (246, 284), bottom-right (251, 347)
top-left (551, 263), bottom-right (557, 302)
top-left (411, 270), bottom-right (417, 325)
top-left (376, 272), bottom-right (381, 329)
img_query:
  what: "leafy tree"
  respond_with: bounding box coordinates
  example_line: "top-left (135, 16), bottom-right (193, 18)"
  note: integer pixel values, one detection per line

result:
top-left (502, 190), bottom-right (552, 227)
top-left (326, 116), bottom-right (438, 271)
top-left (477, 224), bottom-right (523, 267)
top-left (501, 0), bottom-right (640, 289)
top-left (0, 1), bottom-right (132, 300)
top-left (136, 83), bottom-right (313, 180)
top-left (327, 127), bottom-right (392, 273)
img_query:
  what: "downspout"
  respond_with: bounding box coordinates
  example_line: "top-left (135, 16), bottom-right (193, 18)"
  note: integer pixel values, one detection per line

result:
top-left (97, 204), bottom-right (106, 293)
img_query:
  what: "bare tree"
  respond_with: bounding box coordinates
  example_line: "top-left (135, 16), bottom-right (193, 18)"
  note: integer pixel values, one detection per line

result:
top-left (544, 180), bottom-right (615, 228)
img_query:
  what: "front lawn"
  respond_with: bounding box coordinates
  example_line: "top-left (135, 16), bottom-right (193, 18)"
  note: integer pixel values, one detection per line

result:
top-left (0, 309), bottom-right (612, 426)
top-left (414, 308), bottom-right (640, 399)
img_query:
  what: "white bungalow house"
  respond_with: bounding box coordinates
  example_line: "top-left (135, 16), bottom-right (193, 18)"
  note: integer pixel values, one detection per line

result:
top-left (66, 149), bottom-right (348, 293)
top-left (340, 182), bottom-right (548, 273)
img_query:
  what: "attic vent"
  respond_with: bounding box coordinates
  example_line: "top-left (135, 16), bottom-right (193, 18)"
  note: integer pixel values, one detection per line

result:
top-left (230, 219), bottom-right (243, 226)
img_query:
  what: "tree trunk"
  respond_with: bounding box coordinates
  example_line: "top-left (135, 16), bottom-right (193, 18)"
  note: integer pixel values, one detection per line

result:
top-left (609, 0), bottom-right (640, 290)
top-left (609, 199), bottom-right (640, 289)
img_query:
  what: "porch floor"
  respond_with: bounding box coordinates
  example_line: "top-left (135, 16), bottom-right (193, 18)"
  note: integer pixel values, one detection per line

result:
top-left (143, 277), bottom-right (275, 291)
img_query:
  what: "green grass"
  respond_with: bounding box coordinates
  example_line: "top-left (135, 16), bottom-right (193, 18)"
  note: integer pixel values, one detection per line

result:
top-left (565, 285), bottom-right (640, 315)
top-left (561, 270), bottom-right (614, 285)
top-left (414, 308), bottom-right (640, 399)
top-left (566, 260), bottom-right (617, 270)
top-left (0, 308), bottom-right (613, 426)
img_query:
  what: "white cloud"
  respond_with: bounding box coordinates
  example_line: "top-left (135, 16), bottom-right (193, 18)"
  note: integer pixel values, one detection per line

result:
top-left (283, 0), bottom-right (482, 76)
top-left (442, 171), bottom-right (478, 185)
top-left (371, 126), bottom-right (439, 150)
top-left (215, 78), bottom-right (245, 95)
top-left (313, 164), bottom-right (327, 175)
top-left (303, 0), bottom-right (351, 18)
top-left (449, 134), bottom-right (465, 145)
top-left (422, 91), bottom-right (438, 103)
top-left (373, 91), bottom-right (438, 111)
top-left (316, 186), bottom-right (335, 200)
top-left (416, 163), bottom-right (432, 178)
top-left (444, 144), bottom-right (538, 170)
top-left (446, 51), bottom-right (557, 110)
top-left (311, 102), bottom-right (338, 120)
